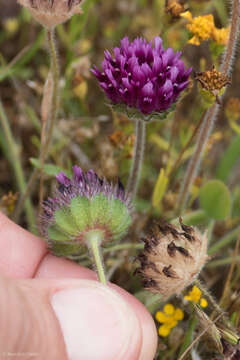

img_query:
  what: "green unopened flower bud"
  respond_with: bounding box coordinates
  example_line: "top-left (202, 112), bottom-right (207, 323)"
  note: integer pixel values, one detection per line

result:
top-left (40, 166), bottom-right (132, 257)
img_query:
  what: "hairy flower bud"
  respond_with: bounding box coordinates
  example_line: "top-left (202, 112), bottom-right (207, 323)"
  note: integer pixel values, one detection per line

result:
top-left (18, 0), bottom-right (83, 28)
top-left (137, 219), bottom-right (208, 297)
top-left (40, 166), bottom-right (132, 257)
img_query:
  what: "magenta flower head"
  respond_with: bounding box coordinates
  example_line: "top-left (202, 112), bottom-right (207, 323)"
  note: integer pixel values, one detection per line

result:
top-left (40, 166), bottom-right (132, 257)
top-left (91, 36), bottom-right (192, 121)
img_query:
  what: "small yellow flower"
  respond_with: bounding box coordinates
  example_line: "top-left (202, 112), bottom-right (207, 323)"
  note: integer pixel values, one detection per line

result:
top-left (164, 304), bottom-right (175, 315)
top-left (184, 285), bottom-right (208, 308)
top-left (174, 308), bottom-right (184, 321)
top-left (4, 18), bottom-right (19, 36)
top-left (200, 298), bottom-right (208, 308)
top-left (181, 11), bottom-right (229, 46)
top-left (212, 27), bottom-right (230, 46)
top-left (155, 304), bottom-right (184, 337)
top-left (158, 324), bottom-right (171, 337)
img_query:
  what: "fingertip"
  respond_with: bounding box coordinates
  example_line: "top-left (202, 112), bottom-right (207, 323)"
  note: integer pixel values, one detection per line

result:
top-left (111, 284), bottom-right (158, 360)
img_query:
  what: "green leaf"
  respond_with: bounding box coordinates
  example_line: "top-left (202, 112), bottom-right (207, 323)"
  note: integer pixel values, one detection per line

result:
top-left (232, 187), bottom-right (240, 218)
top-left (30, 158), bottom-right (71, 177)
top-left (179, 313), bottom-right (197, 357)
top-left (216, 135), bottom-right (240, 183)
top-left (199, 180), bottom-right (231, 220)
top-left (152, 168), bottom-right (168, 209)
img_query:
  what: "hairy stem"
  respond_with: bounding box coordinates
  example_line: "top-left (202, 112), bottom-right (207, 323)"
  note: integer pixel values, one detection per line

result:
top-left (168, 110), bottom-right (206, 182)
top-left (85, 230), bottom-right (107, 285)
top-left (13, 29), bottom-right (59, 222)
top-left (177, 0), bottom-right (240, 213)
top-left (127, 119), bottom-right (146, 200)
top-left (0, 100), bottom-right (36, 231)
top-left (195, 279), bottom-right (233, 330)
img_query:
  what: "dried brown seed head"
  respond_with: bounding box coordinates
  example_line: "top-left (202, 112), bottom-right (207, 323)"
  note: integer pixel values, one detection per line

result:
top-left (195, 66), bottom-right (231, 97)
top-left (165, 0), bottom-right (185, 18)
top-left (136, 219), bottom-right (208, 297)
top-left (18, 0), bottom-right (83, 28)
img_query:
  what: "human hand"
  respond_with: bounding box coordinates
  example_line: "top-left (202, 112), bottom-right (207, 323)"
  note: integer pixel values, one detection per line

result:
top-left (0, 212), bottom-right (157, 360)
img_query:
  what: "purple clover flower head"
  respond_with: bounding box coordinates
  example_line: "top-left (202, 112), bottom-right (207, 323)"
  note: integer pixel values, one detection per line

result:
top-left (40, 166), bottom-right (132, 257)
top-left (91, 36), bottom-right (192, 121)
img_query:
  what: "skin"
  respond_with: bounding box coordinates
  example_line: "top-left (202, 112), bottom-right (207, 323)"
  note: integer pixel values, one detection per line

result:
top-left (0, 212), bottom-right (158, 360)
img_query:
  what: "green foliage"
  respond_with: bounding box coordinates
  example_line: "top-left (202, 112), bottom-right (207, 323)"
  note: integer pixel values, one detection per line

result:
top-left (216, 135), bottom-right (240, 183)
top-left (199, 180), bottom-right (231, 220)
top-left (30, 158), bottom-right (71, 177)
top-left (232, 187), bottom-right (240, 218)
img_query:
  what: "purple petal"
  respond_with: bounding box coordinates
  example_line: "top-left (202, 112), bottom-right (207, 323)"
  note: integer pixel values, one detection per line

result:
top-left (56, 172), bottom-right (71, 186)
top-left (72, 166), bottom-right (83, 182)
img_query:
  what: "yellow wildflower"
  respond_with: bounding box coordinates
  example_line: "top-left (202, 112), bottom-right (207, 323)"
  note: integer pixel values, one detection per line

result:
top-left (200, 298), bottom-right (208, 308)
top-left (212, 27), bottom-right (230, 46)
top-left (0, 192), bottom-right (18, 215)
top-left (4, 18), bottom-right (19, 36)
top-left (184, 285), bottom-right (208, 308)
top-left (155, 304), bottom-right (184, 337)
top-left (181, 11), bottom-right (229, 46)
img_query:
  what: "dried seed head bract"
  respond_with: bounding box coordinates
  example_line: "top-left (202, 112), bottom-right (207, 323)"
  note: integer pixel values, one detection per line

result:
top-left (137, 219), bottom-right (208, 297)
top-left (195, 66), bottom-right (231, 104)
top-left (165, 0), bottom-right (186, 18)
top-left (18, 0), bottom-right (83, 28)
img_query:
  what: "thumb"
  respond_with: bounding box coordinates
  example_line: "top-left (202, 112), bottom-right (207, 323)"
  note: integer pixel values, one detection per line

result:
top-left (0, 276), bottom-right (143, 360)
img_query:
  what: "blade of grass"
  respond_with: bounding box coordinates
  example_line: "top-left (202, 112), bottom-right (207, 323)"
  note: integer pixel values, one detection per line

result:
top-left (208, 225), bottom-right (240, 255)
top-left (0, 99), bottom-right (36, 231)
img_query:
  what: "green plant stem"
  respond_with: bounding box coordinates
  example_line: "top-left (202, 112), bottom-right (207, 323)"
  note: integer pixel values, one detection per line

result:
top-left (0, 100), bottom-right (35, 231)
top-left (179, 306), bottom-right (197, 357)
top-left (177, 0), bottom-right (240, 213)
top-left (207, 256), bottom-right (240, 268)
top-left (171, 209), bottom-right (207, 226)
top-left (127, 119), bottom-right (146, 200)
top-left (104, 243), bottom-right (143, 252)
top-left (208, 224), bottom-right (240, 255)
top-left (85, 230), bottom-right (107, 285)
top-left (207, 219), bottom-right (215, 244)
top-left (13, 29), bottom-right (59, 222)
